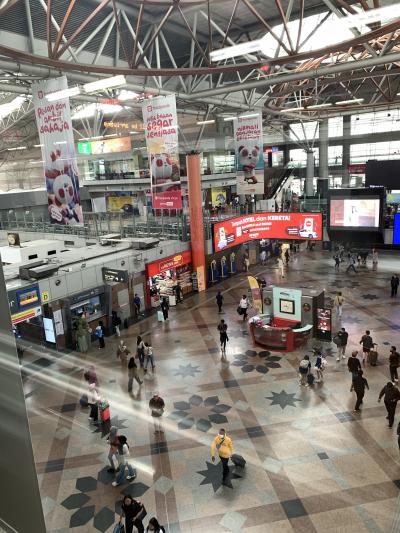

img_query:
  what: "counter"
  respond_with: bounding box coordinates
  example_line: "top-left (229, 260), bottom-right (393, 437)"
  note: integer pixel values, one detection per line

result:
top-left (249, 315), bottom-right (313, 352)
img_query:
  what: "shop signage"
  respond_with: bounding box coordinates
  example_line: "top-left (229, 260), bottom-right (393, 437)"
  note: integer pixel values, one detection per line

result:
top-left (142, 95), bottom-right (182, 209)
top-left (213, 212), bottom-right (323, 252)
top-left (7, 232), bottom-right (20, 247)
top-left (32, 76), bottom-right (83, 226)
top-left (103, 120), bottom-right (144, 130)
top-left (234, 113), bottom-right (264, 195)
top-left (146, 251), bottom-right (192, 277)
top-left (11, 306), bottom-right (42, 325)
top-left (8, 284), bottom-right (41, 316)
top-left (102, 267), bottom-right (129, 283)
top-left (69, 286), bottom-right (104, 304)
top-left (348, 164), bottom-right (366, 174)
top-left (211, 188), bottom-right (227, 207)
top-left (41, 291), bottom-right (50, 303)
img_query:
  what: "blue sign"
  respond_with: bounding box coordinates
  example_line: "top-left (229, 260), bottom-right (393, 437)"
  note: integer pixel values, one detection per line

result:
top-left (394, 214), bottom-right (400, 245)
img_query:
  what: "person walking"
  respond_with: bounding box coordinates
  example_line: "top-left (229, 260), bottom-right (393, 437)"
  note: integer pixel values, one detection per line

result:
top-left (314, 351), bottom-right (325, 383)
top-left (360, 330), bottom-right (374, 366)
top-left (217, 319), bottom-right (229, 353)
top-left (348, 351), bottom-right (362, 390)
top-left (146, 517), bottom-right (166, 532)
top-left (336, 327), bottom-right (348, 361)
top-left (260, 250), bottom-right (267, 266)
top-left (353, 370), bottom-right (369, 412)
top-left (299, 355), bottom-right (311, 387)
top-left (211, 428), bottom-right (233, 485)
top-left (284, 248), bottom-right (290, 266)
top-left (128, 356), bottom-right (143, 392)
top-left (160, 297), bottom-right (169, 320)
top-left (391, 275), bottom-right (399, 297)
top-left (88, 383), bottom-right (100, 424)
top-left (112, 435), bottom-right (136, 487)
top-left (333, 292), bottom-right (344, 318)
top-left (389, 346), bottom-right (400, 383)
top-left (137, 336), bottom-right (145, 368)
top-left (149, 392), bottom-right (165, 434)
top-left (117, 341), bottom-right (130, 366)
top-left (112, 311), bottom-right (122, 337)
top-left (216, 291), bottom-right (224, 313)
top-left (84, 364), bottom-right (98, 386)
top-left (175, 283), bottom-right (183, 304)
top-left (95, 320), bottom-right (105, 349)
top-left (243, 256), bottom-right (250, 272)
top-left (144, 342), bottom-right (155, 373)
top-left (120, 495), bottom-right (146, 533)
top-left (277, 255), bottom-right (285, 278)
top-left (372, 248), bottom-right (378, 268)
top-left (378, 382), bottom-right (400, 428)
top-left (334, 254), bottom-right (340, 270)
top-left (346, 255), bottom-right (357, 274)
top-left (107, 426), bottom-right (119, 473)
top-left (239, 295), bottom-right (249, 322)
top-left (133, 293), bottom-right (141, 318)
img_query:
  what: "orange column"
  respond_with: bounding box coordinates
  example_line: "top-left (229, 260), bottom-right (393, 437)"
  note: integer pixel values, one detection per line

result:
top-left (187, 153), bottom-right (206, 291)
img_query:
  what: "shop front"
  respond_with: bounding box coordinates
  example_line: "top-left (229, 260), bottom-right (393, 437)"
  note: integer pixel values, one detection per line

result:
top-left (145, 251), bottom-right (192, 307)
top-left (8, 284), bottom-right (43, 343)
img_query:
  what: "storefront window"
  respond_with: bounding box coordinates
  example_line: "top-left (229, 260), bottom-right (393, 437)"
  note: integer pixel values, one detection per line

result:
top-left (70, 295), bottom-right (103, 322)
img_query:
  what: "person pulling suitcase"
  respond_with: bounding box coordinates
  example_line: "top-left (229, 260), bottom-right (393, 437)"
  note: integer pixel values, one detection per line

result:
top-left (211, 428), bottom-right (233, 486)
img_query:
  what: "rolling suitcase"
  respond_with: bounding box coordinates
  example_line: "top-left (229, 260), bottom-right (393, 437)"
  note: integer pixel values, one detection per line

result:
top-left (157, 310), bottom-right (164, 322)
top-left (307, 373), bottom-right (315, 386)
top-left (369, 350), bottom-right (378, 366)
top-left (231, 454), bottom-right (246, 468)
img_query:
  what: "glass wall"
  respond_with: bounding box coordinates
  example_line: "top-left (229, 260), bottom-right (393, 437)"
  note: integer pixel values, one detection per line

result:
top-left (351, 110), bottom-right (400, 135)
top-left (350, 141), bottom-right (400, 163)
top-left (289, 121), bottom-right (319, 141)
top-left (328, 117), bottom-right (343, 138)
top-left (289, 148), bottom-right (319, 167)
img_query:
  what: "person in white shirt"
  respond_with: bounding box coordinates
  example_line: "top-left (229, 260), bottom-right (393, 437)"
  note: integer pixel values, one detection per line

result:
top-left (144, 342), bottom-right (155, 372)
top-left (333, 292), bottom-right (344, 318)
top-left (112, 436), bottom-right (136, 486)
top-left (277, 256), bottom-right (285, 278)
top-left (260, 250), bottom-right (267, 265)
top-left (88, 383), bottom-right (100, 423)
top-left (239, 295), bottom-right (249, 322)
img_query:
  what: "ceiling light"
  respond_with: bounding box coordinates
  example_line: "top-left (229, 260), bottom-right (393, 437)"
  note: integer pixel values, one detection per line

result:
top-left (335, 98), bottom-right (364, 105)
top-left (54, 141), bottom-right (67, 145)
top-left (240, 113), bottom-right (260, 119)
top-left (210, 39), bottom-right (263, 61)
top-left (280, 107), bottom-right (304, 113)
top-left (196, 119), bottom-right (215, 125)
top-left (224, 116), bottom-right (236, 121)
top-left (104, 134), bottom-right (118, 138)
top-left (7, 146), bottom-right (27, 151)
top-left (83, 75), bottom-right (126, 93)
top-left (118, 90), bottom-right (139, 101)
top-left (307, 103), bottom-right (333, 109)
top-left (33, 144), bottom-right (43, 148)
top-left (46, 86), bottom-right (80, 102)
top-left (341, 4), bottom-right (400, 30)
top-left (72, 103), bottom-right (123, 120)
top-left (129, 131), bottom-right (139, 134)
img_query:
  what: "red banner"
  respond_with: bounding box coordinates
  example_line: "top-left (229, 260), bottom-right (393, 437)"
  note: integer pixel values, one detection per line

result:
top-left (146, 251), bottom-right (192, 277)
top-left (213, 212), bottom-right (322, 252)
top-left (348, 164), bottom-right (366, 174)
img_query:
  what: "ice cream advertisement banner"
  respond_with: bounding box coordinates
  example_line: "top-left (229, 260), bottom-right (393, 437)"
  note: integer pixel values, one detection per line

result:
top-left (142, 95), bottom-right (182, 209)
top-left (213, 212), bottom-right (322, 252)
top-left (234, 113), bottom-right (264, 194)
top-left (32, 76), bottom-right (83, 225)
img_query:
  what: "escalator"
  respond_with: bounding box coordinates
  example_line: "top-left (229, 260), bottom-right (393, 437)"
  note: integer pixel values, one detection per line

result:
top-left (264, 166), bottom-right (293, 200)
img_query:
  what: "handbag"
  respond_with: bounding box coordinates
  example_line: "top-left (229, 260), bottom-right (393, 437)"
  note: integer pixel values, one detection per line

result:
top-left (113, 520), bottom-right (125, 533)
top-left (237, 306), bottom-right (242, 315)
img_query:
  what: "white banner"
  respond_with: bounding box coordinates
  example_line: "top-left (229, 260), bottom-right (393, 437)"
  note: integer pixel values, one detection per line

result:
top-left (32, 76), bottom-right (83, 225)
top-left (234, 113), bottom-right (264, 195)
top-left (142, 95), bottom-right (182, 209)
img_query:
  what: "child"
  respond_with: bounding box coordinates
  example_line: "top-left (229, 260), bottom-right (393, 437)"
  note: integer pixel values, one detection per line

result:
top-left (314, 351), bottom-right (325, 383)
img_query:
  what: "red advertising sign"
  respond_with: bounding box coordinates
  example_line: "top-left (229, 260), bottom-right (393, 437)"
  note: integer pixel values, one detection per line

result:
top-left (146, 251), bottom-right (192, 277)
top-left (348, 164), bottom-right (366, 174)
top-left (213, 212), bottom-right (322, 252)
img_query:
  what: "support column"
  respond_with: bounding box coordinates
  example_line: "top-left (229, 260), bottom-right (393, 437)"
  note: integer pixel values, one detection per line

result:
top-left (342, 115), bottom-right (351, 187)
top-left (318, 118), bottom-right (329, 197)
top-left (187, 153), bottom-right (206, 291)
top-left (0, 262), bottom-right (46, 532)
top-left (305, 150), bottom-right (315, 197)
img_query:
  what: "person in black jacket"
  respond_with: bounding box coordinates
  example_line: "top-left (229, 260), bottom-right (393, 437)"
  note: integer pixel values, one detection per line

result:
top-left (348, 351), bottom-right (362, 391)
top-left (160, 297), bottom-right (169, 320)
top-left (353, 370), bottom-right (369, 412)
top-left (378, 382), bottom-right (400, 428)
top-left (216, 291), bottom-right (224, 313)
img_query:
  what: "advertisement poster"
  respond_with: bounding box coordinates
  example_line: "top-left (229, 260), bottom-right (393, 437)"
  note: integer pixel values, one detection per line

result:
top-left (248, 276), bottom-right (263, 314)
top-left (213, 212), bottom-right (322, 252)
top-left (32, 76), bottom-right (83, 225)
top-left (393, 214), bottom-right (400, 245)
top-left (316, 307), bottom-right (332, 341)
top-left (211, 188), bottom-right (227, 207)
top-left (142, 95), bottom-right (182, 209)
top-left (106, 192), bottom-right (136, 214)
top-left (234, 113), bottom-right (264, 194)
top-left (330, 198), bottom-right (380, 228)
top-left (91, 136), bottom-right (131, 155)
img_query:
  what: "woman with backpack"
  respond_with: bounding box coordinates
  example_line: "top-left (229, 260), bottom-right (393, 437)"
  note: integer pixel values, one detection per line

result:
top-left (95, 320), bottom-right (105, 349)
top-left (112, 436), bottom-right (137, 487)
top-left (120, 495), bottom-right (146, 533)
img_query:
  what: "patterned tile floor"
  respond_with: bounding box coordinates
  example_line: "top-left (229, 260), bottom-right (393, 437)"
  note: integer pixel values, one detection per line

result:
top-left (25, 249), bottom-right (400, 532)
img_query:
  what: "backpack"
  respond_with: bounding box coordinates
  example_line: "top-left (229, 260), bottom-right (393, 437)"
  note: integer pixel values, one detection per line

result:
top-left (95, 328), bottom-right (103, 338)
top-left (299, 360), bottom-right (310, 374)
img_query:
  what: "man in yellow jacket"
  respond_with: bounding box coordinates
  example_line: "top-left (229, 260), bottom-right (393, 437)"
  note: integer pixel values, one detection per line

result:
top-left (211, 428), bottom-right (233, 484)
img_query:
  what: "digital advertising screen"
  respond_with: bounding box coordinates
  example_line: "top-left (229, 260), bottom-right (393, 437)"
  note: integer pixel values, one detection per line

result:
top-left (279, 299), bottom-right (295, 315)
top-left (393, 214), bottom-right (400, 245)
top-left (213, 212), bottom-right (322, 252)
top-left (330, 198), bottom-right (380, 228)
top-left (316, 307), bottom-right (332, 342)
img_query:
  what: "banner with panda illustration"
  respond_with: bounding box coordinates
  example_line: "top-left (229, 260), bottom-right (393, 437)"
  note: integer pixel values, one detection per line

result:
top-left (234, 113), bottom-right (264, 195)
top-left (32, 76), bottom-right (83, 225)
top-left (142, 95), bottom-right (182, 209)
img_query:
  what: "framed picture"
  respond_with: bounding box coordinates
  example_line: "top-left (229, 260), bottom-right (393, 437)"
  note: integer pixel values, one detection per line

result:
top-left (280, 298), bottom-right (295, 315)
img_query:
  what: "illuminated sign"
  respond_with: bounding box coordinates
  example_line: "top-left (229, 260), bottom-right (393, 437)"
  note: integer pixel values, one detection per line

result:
top-left (17, 287), bottom-right (40, 308)
top-left (146, 251), bottom-right (192, 277)
top-left (103, 121), bottom-right (144, 130)
top-left (316, 307), bottom-right (332, 342)
top-left (102, 268), bottom-right (129, 283)
top-left (213, 212), bottom-right (323, 252)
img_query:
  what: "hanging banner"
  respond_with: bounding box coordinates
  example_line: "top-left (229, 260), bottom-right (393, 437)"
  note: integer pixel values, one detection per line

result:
top-left (142, 95), bottom-right (182, 209)
top-left (248, 275), bottom-right (263, 314)
top-left (234, 113), bottom-right (264, 195)
top-left (32, 76), bottom-right (83, 225)
top-left (211, 187), bottom-right (227, 207)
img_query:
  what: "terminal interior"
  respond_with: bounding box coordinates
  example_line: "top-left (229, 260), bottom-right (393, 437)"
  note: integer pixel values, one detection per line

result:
top-left (0, 1), bottom-right (399, 532)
